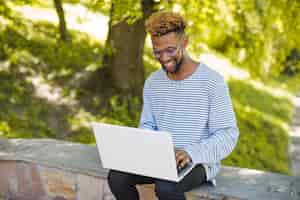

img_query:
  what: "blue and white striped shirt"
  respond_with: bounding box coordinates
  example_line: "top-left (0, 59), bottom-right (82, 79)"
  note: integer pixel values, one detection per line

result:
top-left (139, 63), bottom-right (239, 184)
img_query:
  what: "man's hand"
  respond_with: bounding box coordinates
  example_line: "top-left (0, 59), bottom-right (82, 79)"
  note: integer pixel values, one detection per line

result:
top-left (175, 149), bottom-right (191, 169)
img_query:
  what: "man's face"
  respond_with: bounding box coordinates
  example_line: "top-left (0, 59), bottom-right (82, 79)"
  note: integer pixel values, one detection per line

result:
top-left (151, 32), bottom-right (186, 74)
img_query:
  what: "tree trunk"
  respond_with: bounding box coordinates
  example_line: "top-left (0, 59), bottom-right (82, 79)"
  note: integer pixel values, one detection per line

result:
top-left (97, 0), bottom-right (156, 97)
top-left (53, 0), bottom-right (68, 41)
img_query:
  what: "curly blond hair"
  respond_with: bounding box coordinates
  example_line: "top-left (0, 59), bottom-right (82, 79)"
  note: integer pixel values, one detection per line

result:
top-left (145, 11), bottom-right (186, 37)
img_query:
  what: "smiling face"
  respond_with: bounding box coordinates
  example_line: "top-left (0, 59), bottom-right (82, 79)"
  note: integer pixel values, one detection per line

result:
top-left (151, 32), bottom-right (187, 74)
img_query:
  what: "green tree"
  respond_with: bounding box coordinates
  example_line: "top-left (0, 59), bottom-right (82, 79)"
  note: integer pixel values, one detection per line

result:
top-left (87, 0), bottom-right (157, 98)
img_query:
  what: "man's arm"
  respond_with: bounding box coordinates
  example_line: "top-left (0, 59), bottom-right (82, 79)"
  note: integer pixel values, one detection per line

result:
top-left (138, 79), bottom-right (158, 130)
top-left (184, 77), bottom-right (239, 164)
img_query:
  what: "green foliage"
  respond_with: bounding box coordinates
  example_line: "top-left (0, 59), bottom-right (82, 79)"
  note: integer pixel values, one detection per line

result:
top-left (64, 0), bottom-right (143, 24)
top-left (0, 69), bottom-right (55, 139)
top-left (172, 0), bottom-right (300, 78)
top-left (11, 0), bottom-right (300, 78)
top-left (0, 14), bottom-right (103, 86)
top-left (229, 80), bottom-right (292, 122)
top-left (110, 0), bottom-right (143, 25)
top-left (11, 0), bottom-right (50, 7)
top-left (62, 0), bottom-right (111, 15)
top-left (0, 0), bottom-right (12, 19)
top-left (281, 49), bottom-right (300, 76)
top-left (0, 6), bottom-right (104, 141)
top-left (222, 80), bottom-right (292, 174)
top-left (276, 74), bottom-right (300, 94)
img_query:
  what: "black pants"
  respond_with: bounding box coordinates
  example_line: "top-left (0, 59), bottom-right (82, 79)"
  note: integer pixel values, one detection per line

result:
top-left (107, 164), bottom-right (207, 200)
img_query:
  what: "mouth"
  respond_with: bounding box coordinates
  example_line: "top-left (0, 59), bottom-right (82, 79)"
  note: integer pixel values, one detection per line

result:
top-left (163, 60), bottom-right (175, 69)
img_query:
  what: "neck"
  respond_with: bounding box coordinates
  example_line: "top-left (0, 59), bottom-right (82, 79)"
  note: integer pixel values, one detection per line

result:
top-left (168, 56), bottom-right (199, 81)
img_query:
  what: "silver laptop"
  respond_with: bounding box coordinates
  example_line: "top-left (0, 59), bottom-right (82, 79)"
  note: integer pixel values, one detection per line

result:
top-left (91, 122), bottom-right (195, 182)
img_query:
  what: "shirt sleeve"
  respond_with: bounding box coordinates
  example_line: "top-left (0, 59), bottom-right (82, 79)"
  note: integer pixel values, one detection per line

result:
top-left (184, 77), bottom-right (239, 164)
top-left (138, 79), bottom-right (158, 131)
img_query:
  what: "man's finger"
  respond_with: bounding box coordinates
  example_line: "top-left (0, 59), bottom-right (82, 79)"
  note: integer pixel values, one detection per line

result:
top-left (180, 157), bottom-right (190, 167)
top-left (175, 150), bottom-right (186, 158)
top-left (176, 151), bottom-right (184, 159)
top-left (176, 155), bottom-right (185, 165)
top-left (176, 151), bottom-right (189, 165)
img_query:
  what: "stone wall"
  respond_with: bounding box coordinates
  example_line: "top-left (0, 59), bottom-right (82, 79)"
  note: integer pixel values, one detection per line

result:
top-left (0, 139), bottom-right (299, 200)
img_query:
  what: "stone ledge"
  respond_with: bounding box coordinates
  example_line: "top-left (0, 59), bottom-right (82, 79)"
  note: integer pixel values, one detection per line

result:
top-left (0, 139), bottom-right (300, 200)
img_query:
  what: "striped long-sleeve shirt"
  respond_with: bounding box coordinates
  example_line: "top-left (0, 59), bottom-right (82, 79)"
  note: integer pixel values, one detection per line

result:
top-left (139, 63), bottom-right (239, 184)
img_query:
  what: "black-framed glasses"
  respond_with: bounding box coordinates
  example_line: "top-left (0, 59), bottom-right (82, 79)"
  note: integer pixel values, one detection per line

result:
top-left (152, 39), bottom-right (182, 60)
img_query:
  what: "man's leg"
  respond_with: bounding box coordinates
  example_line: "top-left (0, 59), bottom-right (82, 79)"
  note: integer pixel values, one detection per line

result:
top-left (107, 170), bottom-right (154, 200)
top-left (154, 164), bottom-right (207, 200)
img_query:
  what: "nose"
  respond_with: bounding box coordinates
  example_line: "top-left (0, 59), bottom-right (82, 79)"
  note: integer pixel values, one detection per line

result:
top-left (159, 52), bottom-right (171, 63)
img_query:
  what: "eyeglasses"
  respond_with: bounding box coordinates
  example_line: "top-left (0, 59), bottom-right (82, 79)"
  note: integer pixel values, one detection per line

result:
top-left (152, 40), bottom-right (182, 60)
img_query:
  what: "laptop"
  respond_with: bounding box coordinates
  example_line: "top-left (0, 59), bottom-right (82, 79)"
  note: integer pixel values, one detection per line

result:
top-left (91, 122), bottom-right (195, 182)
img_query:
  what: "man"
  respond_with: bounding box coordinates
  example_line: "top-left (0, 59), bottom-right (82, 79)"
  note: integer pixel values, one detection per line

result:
top-left (108, 11), bottom-right (239, 200)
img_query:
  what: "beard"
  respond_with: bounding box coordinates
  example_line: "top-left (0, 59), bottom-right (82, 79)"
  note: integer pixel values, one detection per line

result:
top-left (161, 56), bottom-right (184, 74)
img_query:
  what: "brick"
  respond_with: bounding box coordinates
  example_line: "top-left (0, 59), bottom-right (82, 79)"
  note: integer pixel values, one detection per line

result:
top-left (16, 162), bottom-right (45, 199)
top-left (39, 167), bottom-right (76, 200)
top-left (76, 174), bottom-right (103, 200)
top-left (31, 164), bottom-right (46, 197)
top-left (0, 161), bottom-right (17, 194)
top-left (16, 162), bottom-right (31, 195)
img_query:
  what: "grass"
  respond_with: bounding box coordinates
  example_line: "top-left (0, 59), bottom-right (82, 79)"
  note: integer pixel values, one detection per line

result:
top-left (276, 74), bottom-right (300, 95)
top-left (0, 3), bottom-right (298, 175)
top-left (222, 79), bottom-right (293, 174)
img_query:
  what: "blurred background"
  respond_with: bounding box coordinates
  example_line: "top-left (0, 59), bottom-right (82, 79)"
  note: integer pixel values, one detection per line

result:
top-left (0, 0), bottom-right (300, 176)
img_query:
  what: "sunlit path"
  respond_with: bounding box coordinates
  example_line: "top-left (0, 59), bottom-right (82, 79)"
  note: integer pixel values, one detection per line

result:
top-left (15, 4), bottom-right (109, 41)
top-left (289, 93), bottom-right (300, 176)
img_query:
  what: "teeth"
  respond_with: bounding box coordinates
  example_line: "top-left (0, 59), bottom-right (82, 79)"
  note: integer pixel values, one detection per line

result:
top-left (165, 62), bottom-right (172, 66)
